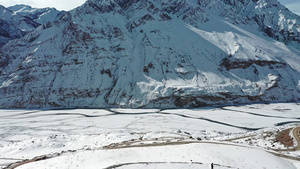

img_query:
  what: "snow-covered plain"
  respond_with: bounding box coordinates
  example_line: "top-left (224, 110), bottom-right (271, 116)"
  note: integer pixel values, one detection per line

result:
top-left (0, 103), bottom-right (300, 168)
top-left (16, 143), bottom-right (295, 169)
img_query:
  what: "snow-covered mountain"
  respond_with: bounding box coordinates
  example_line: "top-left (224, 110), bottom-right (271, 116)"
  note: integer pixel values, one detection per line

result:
top-left (0, 5), bottom-right (39, 31)
top-left (0, 0), bottom-right (300, 108)
top-left (0, 5), bottom-right (37, 47)
top-left (0, 5), bottom-right (64, 48)
top-left (8, 4), bottom-right (66, 24)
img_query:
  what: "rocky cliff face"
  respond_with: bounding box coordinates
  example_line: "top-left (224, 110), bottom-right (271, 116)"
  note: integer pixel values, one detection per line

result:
top-left (0, 0), bottom-right (300, 108)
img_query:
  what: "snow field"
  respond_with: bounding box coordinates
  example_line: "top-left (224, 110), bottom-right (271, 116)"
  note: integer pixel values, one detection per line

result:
top-left (16, 143), bottom-right (296, 169)
top-left (0, 103), bottom-right (300, 168)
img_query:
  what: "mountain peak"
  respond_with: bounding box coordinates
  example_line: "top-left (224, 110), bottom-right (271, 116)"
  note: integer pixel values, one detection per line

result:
top-left (7, 4), bottom-right (32, 11)
top-left (82, 0), bottom-right (118, 13)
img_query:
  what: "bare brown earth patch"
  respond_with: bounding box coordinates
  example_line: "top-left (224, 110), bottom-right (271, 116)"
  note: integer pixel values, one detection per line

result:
top-left (276, 128), bottom-right (294, 147)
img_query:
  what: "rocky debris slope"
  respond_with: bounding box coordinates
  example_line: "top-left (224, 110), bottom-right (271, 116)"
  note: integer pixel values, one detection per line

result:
top-left (0, 0), bottom-right (300, 108)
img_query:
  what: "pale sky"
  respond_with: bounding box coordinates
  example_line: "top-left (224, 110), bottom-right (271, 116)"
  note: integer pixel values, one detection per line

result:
top-left (0, 0), bottom-right (299, 15)
top-left (0, 0), bottom-right (85, 11)
top-left (281, 0), bottom-right (300, 16)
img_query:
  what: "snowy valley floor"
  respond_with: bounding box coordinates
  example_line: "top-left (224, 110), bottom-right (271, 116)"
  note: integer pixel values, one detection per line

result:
top-left (0, 103), bottom-right (300, 168)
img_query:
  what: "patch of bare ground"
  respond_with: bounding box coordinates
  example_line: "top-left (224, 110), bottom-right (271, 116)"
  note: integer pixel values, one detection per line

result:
top-left (276, 128), bottom-right (294, 147)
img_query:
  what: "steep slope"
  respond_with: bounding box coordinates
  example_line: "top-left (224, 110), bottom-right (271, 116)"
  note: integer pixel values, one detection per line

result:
top-left (0, 0), bottom-right (300, 108)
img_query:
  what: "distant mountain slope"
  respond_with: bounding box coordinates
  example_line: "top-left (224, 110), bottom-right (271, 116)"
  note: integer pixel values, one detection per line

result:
top-left (0, 5), bottom-right (39, 31)
top-left (0, 5), bottom-right (38, 47)
top-left (0, 5), bottom-right (64, 48)
top-left (0, 18), bottom-right (24, 47)
top-left (8, 4), bottom-right (66, 24)
top-left (0, 0), bottom-right (300, 108)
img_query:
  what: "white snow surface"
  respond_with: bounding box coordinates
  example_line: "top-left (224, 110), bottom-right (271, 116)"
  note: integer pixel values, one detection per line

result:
top-left (0, 103), bottom-right (300, 168)
top-left (17, 143), bottom-right (295, 169)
